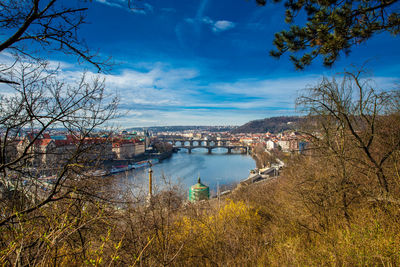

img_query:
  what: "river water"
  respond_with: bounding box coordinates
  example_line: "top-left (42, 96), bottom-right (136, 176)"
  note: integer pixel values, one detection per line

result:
top-left (117, 148), bottom-right (256, 195)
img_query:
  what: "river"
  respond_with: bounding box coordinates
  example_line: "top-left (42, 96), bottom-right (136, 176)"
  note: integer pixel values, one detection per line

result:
top-left (115, 148), bottom-right (256, 196)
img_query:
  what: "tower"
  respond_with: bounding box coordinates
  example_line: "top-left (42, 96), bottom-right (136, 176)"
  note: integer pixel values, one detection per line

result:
top-left (148, 167), bottom-right (153, 198)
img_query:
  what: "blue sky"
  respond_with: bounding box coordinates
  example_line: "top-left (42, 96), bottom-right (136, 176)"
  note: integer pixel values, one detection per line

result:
top-left (40, 0), bottom-right (400, 126)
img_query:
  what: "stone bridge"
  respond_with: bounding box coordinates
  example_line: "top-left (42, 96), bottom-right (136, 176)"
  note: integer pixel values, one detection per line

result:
top-left (159, 137), bottom-right (249, 154)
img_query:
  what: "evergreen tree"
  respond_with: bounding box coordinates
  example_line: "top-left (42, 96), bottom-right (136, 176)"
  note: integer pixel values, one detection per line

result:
top-left (255, 0), bottom-right (400, 69)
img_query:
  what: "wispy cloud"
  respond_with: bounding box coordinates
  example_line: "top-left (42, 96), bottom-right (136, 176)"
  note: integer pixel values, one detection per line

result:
top-left (95, 0), bottom-right (153, 14)
top-left (186, 16), bottom-right (236, 33)
top-left (196, 0), bottom-right (209, 20)
top-left (95, 0), bottom-right (121, 8)
top-left (181, 0), bottom-right (235, 35)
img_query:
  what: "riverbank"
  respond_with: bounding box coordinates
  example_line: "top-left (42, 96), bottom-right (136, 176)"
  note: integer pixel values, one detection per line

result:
top-left (213, 158), bottom-right (282, 198)
top-left (102, 151), bottom-right (173, 169)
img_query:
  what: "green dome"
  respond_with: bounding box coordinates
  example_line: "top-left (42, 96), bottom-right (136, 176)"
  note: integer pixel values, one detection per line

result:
top-left (189, 176), bottom-right (209, 202)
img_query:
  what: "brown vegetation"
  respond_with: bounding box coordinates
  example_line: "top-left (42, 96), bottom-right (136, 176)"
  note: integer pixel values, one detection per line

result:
top-left (2, 70), bottom-right (399, 266)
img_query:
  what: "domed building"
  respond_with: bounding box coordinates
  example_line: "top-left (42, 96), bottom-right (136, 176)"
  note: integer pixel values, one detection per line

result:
top-left (189, 176), bottom-right (209, 202)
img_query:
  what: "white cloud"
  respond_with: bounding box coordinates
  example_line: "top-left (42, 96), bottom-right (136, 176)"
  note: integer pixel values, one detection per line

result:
top-left (202, 17), bottom-right (236, 33)
top-left (212, 20), bottom-right (236, 32)
top-left (185, 16), bottom-right (236, 33)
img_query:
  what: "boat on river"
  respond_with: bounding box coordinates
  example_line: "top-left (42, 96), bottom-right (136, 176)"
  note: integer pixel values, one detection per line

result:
top-left (133, 159), bottom-right (158, 169)
top-left (110, 159), bottom-right (159, 174)
top-left (110, 165), bottom-right (134, 174)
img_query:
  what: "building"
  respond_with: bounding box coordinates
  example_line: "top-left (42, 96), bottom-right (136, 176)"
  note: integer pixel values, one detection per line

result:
top-left (266, 140), bottom-right (278, 151)
top-left (189, 176), bottom-right (209, 202)
top-left (112, 139), bottom-right (145, 159)
top-left (277, 140), bottom-right (290, 152)
top-left (17, 133), bottom-right (114, 166)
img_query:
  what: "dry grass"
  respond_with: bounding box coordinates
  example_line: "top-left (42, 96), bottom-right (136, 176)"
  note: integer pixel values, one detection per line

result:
top-left (1, 153), bottom-right (400, 266)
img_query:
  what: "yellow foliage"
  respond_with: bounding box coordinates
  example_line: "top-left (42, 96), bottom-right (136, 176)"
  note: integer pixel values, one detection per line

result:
top-left (172, 200), bottom-right (264, 265)
top-left (177, 200), bottom-right (261, 238)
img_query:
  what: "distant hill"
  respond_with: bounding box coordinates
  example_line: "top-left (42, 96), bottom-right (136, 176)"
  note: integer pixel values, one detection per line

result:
top-left (126, 125), bottom-right (238, 133)
top-left (231, 116), bottom-right (304, 134)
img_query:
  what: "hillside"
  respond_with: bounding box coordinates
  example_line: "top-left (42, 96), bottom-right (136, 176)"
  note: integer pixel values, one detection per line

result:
top-left (231, 116), bottom-right (304, 133)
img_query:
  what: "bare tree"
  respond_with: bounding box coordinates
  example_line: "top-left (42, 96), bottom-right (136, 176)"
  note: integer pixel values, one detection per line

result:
top-left (0, 1), bottom-right (122, 264)
top-left (296, 69), bottom-right (400, 198)
top-left (0, 58), bottom-right (118, 226)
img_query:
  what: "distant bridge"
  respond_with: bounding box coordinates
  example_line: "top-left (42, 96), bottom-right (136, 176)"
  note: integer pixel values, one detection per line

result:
top-left (159, 137), bottom-right (250, 154)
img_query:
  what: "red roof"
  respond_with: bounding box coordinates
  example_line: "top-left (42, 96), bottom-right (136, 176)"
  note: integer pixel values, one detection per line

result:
top-left (36, 139), bottom-right (53, 147)
top-left (54, 139), bottom-right (75, 146)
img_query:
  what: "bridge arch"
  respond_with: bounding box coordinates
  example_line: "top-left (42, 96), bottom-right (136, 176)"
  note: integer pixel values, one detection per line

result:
top-left (175, 141), bottom-right (184, 147)
top-left (200, 140), bottom-right (208, 146)
top-left (192, 140), bottom-right (200, 146)
top-left (209, 140), bottom-right (216, 146)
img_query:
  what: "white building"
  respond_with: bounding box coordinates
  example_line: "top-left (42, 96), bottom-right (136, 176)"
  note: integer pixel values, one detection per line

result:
top-left (266, 140), bottom-right (278, 151)
top-left (278, 140), bottom-right (290, 152)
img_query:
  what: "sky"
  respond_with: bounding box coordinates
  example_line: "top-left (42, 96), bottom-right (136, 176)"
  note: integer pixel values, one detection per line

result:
top-left (6, 0), bottom-right (400, 127)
